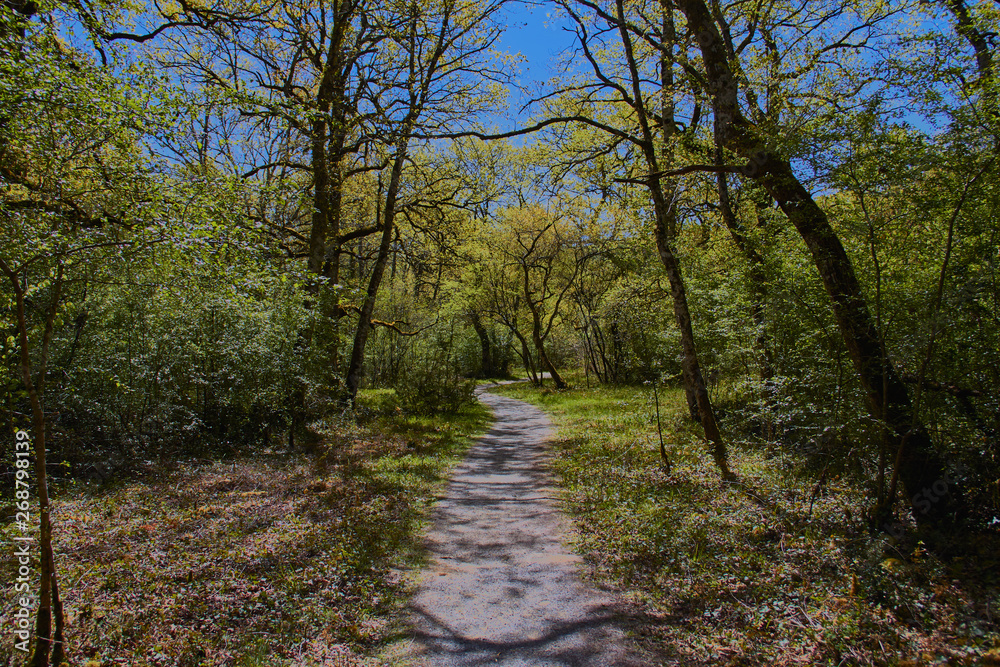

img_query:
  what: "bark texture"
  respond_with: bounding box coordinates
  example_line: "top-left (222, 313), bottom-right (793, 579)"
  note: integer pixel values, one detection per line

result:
top-left (676, 0), bottom-right (967, 527)
top-left (616, 0), bottom-right (732, 478)
top-left (2, 259), bottom-right (66, 665)
top-left (344, 136), bottom-right (409, 402)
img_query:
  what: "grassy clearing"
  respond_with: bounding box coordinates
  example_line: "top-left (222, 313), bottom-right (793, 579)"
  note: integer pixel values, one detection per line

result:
top-left (494, 381), bottom-right (1000, 666)
top-left (0, 391), bottom-right (490, 667)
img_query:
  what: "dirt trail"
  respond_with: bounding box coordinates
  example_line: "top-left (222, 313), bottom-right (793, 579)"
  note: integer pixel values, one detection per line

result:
top-left (396, 385), bottom-right (650, 666)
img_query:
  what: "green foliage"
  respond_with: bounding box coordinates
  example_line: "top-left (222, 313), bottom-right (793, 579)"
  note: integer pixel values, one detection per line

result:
top-left (395, 333), bottom-right (477, 416)
top-left (53, 249), bottom-right (310, 460)
top-left (2, 0), bottom-right (1000, 660)
top-left (355, 388), bottom-right (402, 417)
top-left (592, 275), bottom-right (682, 384)
top-left (364, 280), bottom-right (422, 388)
top-left (496, 381), bottom-right (1000, 665)
top-left (396, 363), bottom-right (477, 416)
top-left (0, 400), bottom-right (491, 666)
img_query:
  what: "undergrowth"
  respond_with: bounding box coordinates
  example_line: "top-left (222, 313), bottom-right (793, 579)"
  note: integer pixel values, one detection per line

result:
top-left (0, 390), bottom-right (490, 666)
top-left (494, 381), bottom-right (1000, 667)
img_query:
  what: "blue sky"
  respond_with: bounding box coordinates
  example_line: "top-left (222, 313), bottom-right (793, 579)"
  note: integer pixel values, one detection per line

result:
top-left (497, 5), bottom-right (572, 83)
top-left (494, 3), bottom-right (576, 123)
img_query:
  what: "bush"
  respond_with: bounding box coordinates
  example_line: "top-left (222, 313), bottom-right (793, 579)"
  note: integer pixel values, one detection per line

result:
top-left (396, 362), bottom-right (476, 415)
top-left (17, 251), bottom-right (312, 467)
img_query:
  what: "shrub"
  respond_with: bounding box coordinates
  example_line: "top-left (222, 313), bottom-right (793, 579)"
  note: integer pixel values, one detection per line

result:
top-left (396, 361), bottom-right (476, 415)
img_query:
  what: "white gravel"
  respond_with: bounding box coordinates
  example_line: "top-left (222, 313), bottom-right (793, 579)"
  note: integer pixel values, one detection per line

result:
top-left (396, 385), bottom-right (652, 666)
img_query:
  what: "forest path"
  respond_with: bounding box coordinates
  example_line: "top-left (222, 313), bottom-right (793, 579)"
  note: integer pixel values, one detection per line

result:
top-left (391, 384), bottom-right (650, 667)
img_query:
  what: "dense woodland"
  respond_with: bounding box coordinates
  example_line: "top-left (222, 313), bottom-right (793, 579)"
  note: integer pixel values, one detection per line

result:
top-left (1, 0), bottom-right (999, 664)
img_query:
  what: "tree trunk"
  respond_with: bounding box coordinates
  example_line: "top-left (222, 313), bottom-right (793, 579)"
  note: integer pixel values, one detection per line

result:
top-left (2, 259), bottom-right (66, 665)
top-left (307, 119), bottom-right (331, 280)
top-left (677, 0), bottom-right (967, 527)
top-left (522, 266), bottom-right (567, 389)
top-left (343, 0), bottom-right (455, 402)
top-left (512, 330), bottom-right (538, 385)
top-left (344, 143), bottom-right (408, 403)
top-left (660, 1), bottom-right (698, 419)
top-left (469, 312), bottom-right (497, 377)
top-left (715, 137), bottom-right (774, 400)
top-left (307, 6), bottom-right (355, 380)
top-left (650, 194), bottom-right (732, 478)
top-left (590, 321), bottom-right (608, 384)
top-left (940, 0), bottom-right (999, 147)
top-left (531, 317), bottom-right (567, 389)
top-left (615, 0), bottom-right (732, 478)
top-left (582, 315), bottom-right (608, 385)
top-left (322, 132), bottom-right (347, 377)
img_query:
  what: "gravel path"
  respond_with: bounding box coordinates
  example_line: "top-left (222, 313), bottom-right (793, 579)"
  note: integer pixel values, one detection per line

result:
top-left (396, 385), bottom-right (650, 667)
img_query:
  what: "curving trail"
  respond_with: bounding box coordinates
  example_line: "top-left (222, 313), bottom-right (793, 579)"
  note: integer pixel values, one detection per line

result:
top-left (396, 385), bottom-right (650, 667)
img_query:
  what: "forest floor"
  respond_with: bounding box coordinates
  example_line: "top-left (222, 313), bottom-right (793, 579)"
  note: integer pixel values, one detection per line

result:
top-left (491, 380), bottom-right (1000, 667)
top-left (385, 385), bottom-right (653, 666)
top-left (3, 381), bottom-right (998, 666)
top-left (0, 391), bottom-right (491, 667)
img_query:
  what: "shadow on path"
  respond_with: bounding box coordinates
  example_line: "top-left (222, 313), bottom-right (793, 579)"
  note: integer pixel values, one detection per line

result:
top-left (395, 387), bottom-right (652, 667)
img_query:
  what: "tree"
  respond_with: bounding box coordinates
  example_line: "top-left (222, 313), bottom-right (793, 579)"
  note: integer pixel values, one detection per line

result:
top-left (95, 0), bottom-right (513, 405)
top-left (937, 0), bottom-right (999, 147)
top-left (342, 0), bottom-right (509, 402)
top-left (1, 255), bottom-right (67, 667)
top-left (490, 204), bottom-right (594, 389)
top-left (1, 5), bottom-right (162, 658)
top-left (670, 0), bottom-right (973, 528)
top-left (530, 0), bottom-right (734, 477)
top-left (469, 219), bottom-right (543, 384)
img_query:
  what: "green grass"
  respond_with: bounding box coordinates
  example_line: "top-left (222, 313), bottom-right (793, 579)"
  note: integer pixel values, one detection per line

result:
top-left (0, 391), bottom-right (490, 667)
top-left (493, 381), bottom-right (1000, 666)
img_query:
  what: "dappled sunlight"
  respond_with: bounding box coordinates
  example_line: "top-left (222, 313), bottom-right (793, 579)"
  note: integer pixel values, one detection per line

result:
top-left (497, 381), bottom-right (1000, 666)
top-left (0, 405), bottom-right (489, 666)
top-left (3, 0), bottom-right (998, 663)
